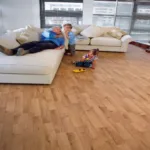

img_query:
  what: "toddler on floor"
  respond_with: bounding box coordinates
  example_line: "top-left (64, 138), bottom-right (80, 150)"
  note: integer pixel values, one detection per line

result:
top-left (73, 49), bottom-right (99, 69)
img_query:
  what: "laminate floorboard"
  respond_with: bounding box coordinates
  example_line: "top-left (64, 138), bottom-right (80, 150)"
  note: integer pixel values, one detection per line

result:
top-left (0, 45), bottom-right (150, 150)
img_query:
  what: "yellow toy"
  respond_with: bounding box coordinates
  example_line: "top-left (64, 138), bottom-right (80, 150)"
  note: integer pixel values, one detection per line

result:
top-left (73, 68), bottom-right (86, 73)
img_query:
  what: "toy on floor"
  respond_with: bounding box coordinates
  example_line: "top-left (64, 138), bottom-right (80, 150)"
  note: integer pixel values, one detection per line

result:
top-left (73, 68), bottom-right (86, 73)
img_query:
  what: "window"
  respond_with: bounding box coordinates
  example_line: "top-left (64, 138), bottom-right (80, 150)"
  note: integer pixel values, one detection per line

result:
top-left (115, 16), bottom-right (132, 32)
top-left (130, 1), bottom-right (150, 43)
top-left (39, 0), bottom-right (150, 43)
top-left (92, 0), bottom-right (150, 43)
top-left (93, 0), bottom-right (133, 32)
top-left (115, 1), bottom-right (133, 32)
top-left (40, 0), bottom-right (83, 28)
top-left (93, 1), bottom-right (116, 26)
top-left (134, 19), bottom-right (150, 30)
top-left (93, 16), bottom-right (114, 26)
top-left (116, 2), bottom-right (133, 16)
top-left (137, 5), bottom-right (150, 14)
top-left (93, 1), bottom-right (116, 15)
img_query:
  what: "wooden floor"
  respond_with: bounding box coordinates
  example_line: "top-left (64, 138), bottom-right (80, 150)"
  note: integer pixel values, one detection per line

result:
top-left (0, 45), bottom-right (150, 150)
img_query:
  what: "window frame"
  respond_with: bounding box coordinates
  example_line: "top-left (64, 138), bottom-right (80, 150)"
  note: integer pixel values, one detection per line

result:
top-left (40, 0), bottom-right (83, 28)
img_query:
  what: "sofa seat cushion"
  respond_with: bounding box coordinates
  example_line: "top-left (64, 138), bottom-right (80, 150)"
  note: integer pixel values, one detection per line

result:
top-left (0, 49), bottom-right (64, 75)
top-left (91, 37), bottom-right (121, 47)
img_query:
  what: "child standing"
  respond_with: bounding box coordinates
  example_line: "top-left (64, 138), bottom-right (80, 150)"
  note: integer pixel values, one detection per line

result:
top-left (73, 49), bottom-right (99, 69)
top-left (63, 23), bottom-right (76, 56)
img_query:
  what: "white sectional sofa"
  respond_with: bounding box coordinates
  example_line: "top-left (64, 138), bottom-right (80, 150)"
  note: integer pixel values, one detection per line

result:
top-left (72, 25), bottom-right (133, 52)
top-left (0, 28), bottom-right (65, 84)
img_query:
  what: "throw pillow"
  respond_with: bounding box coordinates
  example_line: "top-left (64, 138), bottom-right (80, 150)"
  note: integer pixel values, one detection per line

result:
top-left (102, 27), bottom-right (116, 37)
top-left (25, 25), bottom-right (44, 34)
top-left (7, 28), bottom-right (26, 37)
top-left (71, 26), bottom-right (81, 35)
top-left (107, 29), bottom-right (127, 40)
top-left (120, 29), bottom-right (127, 36)
top-left (80, 25), bottom-right (104, 38)
top-left (16, 29), bottom-right (40, 44)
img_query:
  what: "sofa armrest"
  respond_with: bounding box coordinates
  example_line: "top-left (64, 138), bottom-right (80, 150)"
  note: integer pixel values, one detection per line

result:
top-left (121, 35), bottom-right (133, 43)
top-left (121, 35), bottom-right (133, 52)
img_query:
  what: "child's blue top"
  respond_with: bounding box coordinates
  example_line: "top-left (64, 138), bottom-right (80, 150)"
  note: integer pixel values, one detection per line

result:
top-left (68, 31), bottom-right (76, 45)
top-left (40, 30), bottom-right (64, 46)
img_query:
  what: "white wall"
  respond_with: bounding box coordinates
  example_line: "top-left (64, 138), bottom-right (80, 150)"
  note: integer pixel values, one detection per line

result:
top-left (0, 0), bottom-right (94, 33)
top-left (83, 0), bottom-right (93, 25)
top-left (0, 0), bottom-right (4, 35)
top-left (1, 0), bottom-right (40, 32)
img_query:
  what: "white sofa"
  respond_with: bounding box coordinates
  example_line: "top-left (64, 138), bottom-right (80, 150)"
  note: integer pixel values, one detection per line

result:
top-left (72, 25), bottom-right (133, 52)
top-left (0, 28), bottom-right (65, 84)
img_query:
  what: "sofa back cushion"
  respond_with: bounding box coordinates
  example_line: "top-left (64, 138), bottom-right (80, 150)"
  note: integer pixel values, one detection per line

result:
top-left (7, 25), bottom-right (44, 44)
top-left (0, 32), bottom-right (20, 49)
top-left (25, 25), bottom-right (44, 34)
top-left (80, 25), bottom-right (104, 38)
top-left (16, 29), bottom-right (40, 44)
top-left (71, 25), bottom-right (89, 35)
